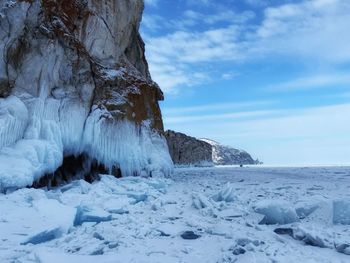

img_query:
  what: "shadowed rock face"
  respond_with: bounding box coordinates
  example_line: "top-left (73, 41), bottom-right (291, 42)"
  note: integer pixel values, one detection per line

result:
top-left (0, 0), bottom-right (172, 190)
top-left (165, 130), bottom-right (213, 166)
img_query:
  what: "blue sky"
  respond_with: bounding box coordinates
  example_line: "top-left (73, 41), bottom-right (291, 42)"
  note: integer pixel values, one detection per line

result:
top-left (141, 0), bottom-right (350, 165)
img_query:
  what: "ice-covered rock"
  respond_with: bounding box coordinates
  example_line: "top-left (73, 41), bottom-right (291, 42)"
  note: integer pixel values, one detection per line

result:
top-left (254, 200), bottom-right (299, 225)
top-left (180, 231), bottom-right (201, 240)
top-left (333, 200), bottom-right (350, 225)
top-left (200, 139), bottom-right (256, 165)
top-left (274, 226), bottom-right (332, 249)
top-left (0, 0), bottom-right (173, 191)
top-left (335, 242), bottom-right (350, 255)
top-left (212, 183), bottom-right (237, 202)
top-left (73, 205), bottom-right (112, 226)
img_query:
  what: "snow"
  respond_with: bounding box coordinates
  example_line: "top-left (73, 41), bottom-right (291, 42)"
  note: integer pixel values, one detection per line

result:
top-left (1, 166), bottom-right (350, 262)
top-left (0, 96), bottom-right (173, 191)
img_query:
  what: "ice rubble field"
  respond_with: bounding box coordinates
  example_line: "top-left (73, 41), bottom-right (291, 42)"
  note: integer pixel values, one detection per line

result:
top-left (1, 166), bottom-right (350, 263)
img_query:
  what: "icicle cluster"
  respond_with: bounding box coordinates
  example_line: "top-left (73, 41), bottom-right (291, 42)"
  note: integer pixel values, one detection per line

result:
top-left (0, 96), bottom-right (172, 191)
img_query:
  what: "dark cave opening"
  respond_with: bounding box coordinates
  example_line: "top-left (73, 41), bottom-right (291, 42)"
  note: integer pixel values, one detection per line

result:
top-left (31, 154), bottom-right (122, 189)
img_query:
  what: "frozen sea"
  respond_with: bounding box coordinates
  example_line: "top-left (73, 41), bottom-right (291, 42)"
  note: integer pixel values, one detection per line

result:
top-left (1, 166), bottom-right (350, 263)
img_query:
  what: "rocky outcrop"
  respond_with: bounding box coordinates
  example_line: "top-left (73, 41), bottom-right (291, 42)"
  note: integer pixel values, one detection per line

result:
top-left (0, 0), bottom-right (173, 191)
top-left (165, 130), bottom-right (213, 167)
top-left (200, 139), bottom-right (256, 165)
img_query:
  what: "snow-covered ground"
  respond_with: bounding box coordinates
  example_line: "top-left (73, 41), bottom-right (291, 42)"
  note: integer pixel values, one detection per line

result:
top-left (1, 166), bottom-right (350, 263)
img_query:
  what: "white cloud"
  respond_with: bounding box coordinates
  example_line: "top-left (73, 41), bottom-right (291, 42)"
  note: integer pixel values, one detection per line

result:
top-left (165, 109), bottom-right (274, 124)
top-left (144, 0), bottom-right (158, 7)
top-left (143, 0), bottom-right (350, 93)
top-left (221, 72), bottom-right (239, 80)
top-left (267, 73), bottom-right (350, 91)
top-left (163, 100), bottom-right (275, 115)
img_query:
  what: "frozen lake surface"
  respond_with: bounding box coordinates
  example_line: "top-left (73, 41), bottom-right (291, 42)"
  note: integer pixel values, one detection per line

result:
top-left (1, 166), bottom-right (350, 262)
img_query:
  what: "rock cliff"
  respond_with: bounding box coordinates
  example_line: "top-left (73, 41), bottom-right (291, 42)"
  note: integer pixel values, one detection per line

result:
top-left (200, 139), bottom-right (256, 165)
top-left (165, 130), bottom-right (213, 167)
top-left (0, 0), bottom-right (173, 191)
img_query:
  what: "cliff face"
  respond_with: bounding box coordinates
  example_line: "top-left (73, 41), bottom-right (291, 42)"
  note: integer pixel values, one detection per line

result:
top-left (200, 139), bottom-right (256, 165)
top-left (165, 130), bottom-right (213, 166)
top-left (0, 0), bottom-right (173, 191)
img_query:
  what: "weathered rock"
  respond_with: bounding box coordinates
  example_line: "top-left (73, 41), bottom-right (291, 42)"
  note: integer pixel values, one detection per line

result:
top-left (165, 130), bottom-right (213, 166)
top-left (200, 139), bottom-right (256, 165)
top-left (0, 0), bottom-right (173, 190)
top-left (180, 231), bottom-right (201, 240)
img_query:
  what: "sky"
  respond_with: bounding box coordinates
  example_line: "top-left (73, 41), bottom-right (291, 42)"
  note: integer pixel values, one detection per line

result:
top-left (141, 0), bottom-right (350, 166)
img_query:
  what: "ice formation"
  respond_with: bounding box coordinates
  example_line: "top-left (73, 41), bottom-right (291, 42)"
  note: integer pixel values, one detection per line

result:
top-left (254, 200), bottom-right (300, 225)
top-left (333, 200), bottom-right (350, 225)
top-left (0, 0), bottom-right (173, 191)
top-left (0, 94), bottom-right (172, 191)
top-left (212, 183), bottom-right (237, 202)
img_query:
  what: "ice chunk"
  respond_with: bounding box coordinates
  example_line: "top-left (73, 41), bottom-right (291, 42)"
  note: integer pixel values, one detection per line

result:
top-left (33, 199), bottom-right (76, 232)
top-left (335, 242), bottom-right (350, 255)
top-left (60, 180), bottom-right (91, 194)
top-left (19, 199), bottom-right (76, 245)
top-left (21, 227), bottom-right (63, 245)
top-left (254, 200), bottom-right (299, 225)
top-left (74, 205), bottom-right (112, 226)
top-left (127, 192), bottom-right (148, 204)
top-left (333, 200), bottom-right (350, 225)
top-left (192, 193), bottom-right (211, 209)
top-left (212, 183), bottom-right (237, 202)
top-left (103, 198), bottom-right (130, 214)
top-left (295, 202), bottom-right (319, 219)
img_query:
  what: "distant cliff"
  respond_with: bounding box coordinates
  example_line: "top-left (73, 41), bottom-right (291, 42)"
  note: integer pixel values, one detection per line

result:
top-left (165, 130), bottom-right (213, 167)
top-left (200, 139), bottom-right (256, 165)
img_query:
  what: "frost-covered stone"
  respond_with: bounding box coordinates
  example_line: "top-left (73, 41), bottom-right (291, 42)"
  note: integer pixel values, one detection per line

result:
top-left (181, 231), bottom-right (201, 240)
top-left (0, 0), bottom-right (173, 190)
top-left (254, 200), bottom-right (299, 225)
